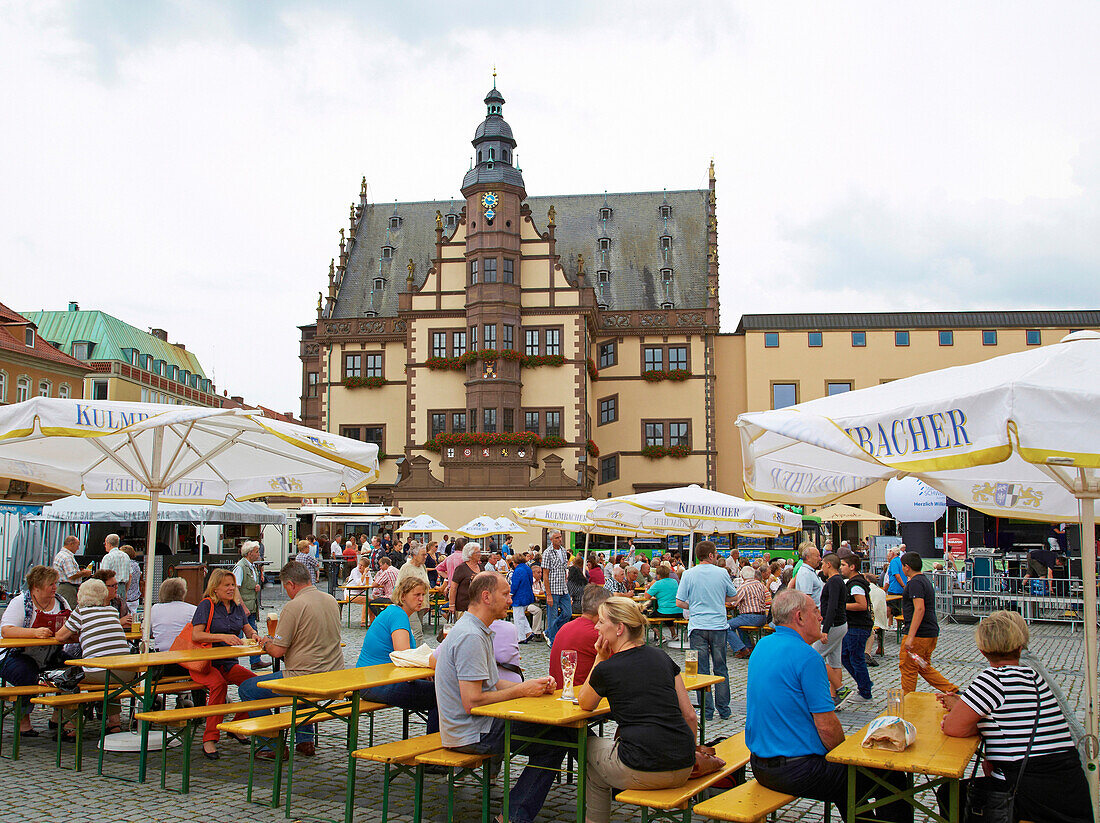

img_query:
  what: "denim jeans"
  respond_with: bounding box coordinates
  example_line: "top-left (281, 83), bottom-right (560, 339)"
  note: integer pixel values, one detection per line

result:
top-left (0, 651), bottom-right (40, 710)
top-left (841, 626), bottom-right (873, 699)
top-left (689, 628), bottom-right (731, 718)
top-left (726, 613), bottom-right (767, 653)
top-left (245, 613), bottom-right (261, 668)
top-left (452, 716), bottom-right (571, 823)
top-left (360, 680), bottom-right (439, 733)
top-left (547, 591), bottom-right (571, 642)
top-left (239, 671), bottom-right (313, 744)
top-left (751, 754), bottom-right (912, 823)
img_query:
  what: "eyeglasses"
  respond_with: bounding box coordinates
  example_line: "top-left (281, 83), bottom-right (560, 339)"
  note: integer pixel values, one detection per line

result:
top-left (106, 582), bottom-right (118, 588)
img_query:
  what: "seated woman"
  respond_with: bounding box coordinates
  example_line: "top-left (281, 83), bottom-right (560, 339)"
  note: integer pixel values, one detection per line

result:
top-left (587, 557), bottom-right (605, 587)
top-left (346, 555), bottom-right (371, 627)
top-left (939, 610), bottom-right (1091, 823)
top-left (55, 578), bottom-right (136, 734)
top-left (644, 564), bottom-right (683, 641)
top-left (0, 565), bottom-right (70, 736)
top-left (567, 555), bottom-right (587, 617)
top-left (357, 576), bottom-right (438, 733)
top-left (148, 577), bottom-right (201, 708)
top-left (578, 597), bottom-right (697, 823)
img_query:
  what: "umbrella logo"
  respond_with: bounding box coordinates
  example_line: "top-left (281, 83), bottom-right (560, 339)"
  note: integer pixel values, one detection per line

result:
top-left (975, 482), bottom-right (1043, 510)
top-left (269, 476), bottom-right (304, 493)
top-left (303, 435), bottom-right (336, 451)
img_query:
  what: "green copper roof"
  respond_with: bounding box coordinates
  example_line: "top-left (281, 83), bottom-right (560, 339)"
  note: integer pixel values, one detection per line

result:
top-left (22, 309), bottom-right (207, 377)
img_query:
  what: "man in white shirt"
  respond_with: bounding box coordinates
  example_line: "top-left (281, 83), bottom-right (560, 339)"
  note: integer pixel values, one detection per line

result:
top-left (330, 533), bottom-right (343, 558)
top-left (53, 534), bottom-right (91, 607)
top-left (794, 546), bottom-right (824, 606)
top-left (99, 534), bottom-right (131, 587)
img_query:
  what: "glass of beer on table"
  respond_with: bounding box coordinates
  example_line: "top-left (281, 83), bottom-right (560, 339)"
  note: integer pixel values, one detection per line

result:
top-left (684, 649), bottom-right (698, 677)
top-left (266, 611), bottom-right (279, 637)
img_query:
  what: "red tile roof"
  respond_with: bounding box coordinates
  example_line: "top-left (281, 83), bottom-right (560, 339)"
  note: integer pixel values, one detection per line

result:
top-left (0, 302), bottom-right (91, 371)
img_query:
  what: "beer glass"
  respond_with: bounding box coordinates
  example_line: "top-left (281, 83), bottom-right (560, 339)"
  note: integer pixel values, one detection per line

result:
top-left (685, 649), bottom-right (699, 677)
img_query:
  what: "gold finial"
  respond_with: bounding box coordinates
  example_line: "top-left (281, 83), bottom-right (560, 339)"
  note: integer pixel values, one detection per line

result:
top-left (407, 258), bottom-right (415, 282)
top-left (577, 253), bottom-right (586, 275)
top-left (435, 210), bottom-right (443, 230)
top-left (548, 205), bottom-right (556, 227)
top-left (492, 64), bottom-right (497, 87)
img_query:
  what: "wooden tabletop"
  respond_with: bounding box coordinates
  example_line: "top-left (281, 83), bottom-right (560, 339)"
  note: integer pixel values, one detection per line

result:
top-left (471, 689), bottom-right (611, 726)
top-left (886, 594), bottom-right (903, 602)
top-left (826, 692), bottom-right (980, 778)
top-left (65, 644), bottom-right (263, 670)
top-left (682, 673), bottom-right (723, 692)
top-left (2, 625), bottom-right (141, 649)
top-left (265, 663), bottom-right (435, 699)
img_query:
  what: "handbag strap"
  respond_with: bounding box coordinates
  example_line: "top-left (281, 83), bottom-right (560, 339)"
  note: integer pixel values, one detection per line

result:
top-left (1008, 672), bottom-right (1043, 796)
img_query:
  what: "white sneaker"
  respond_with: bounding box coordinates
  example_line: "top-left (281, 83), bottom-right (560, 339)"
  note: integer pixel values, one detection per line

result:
top-left (848, 693), bottom-right (873, 703)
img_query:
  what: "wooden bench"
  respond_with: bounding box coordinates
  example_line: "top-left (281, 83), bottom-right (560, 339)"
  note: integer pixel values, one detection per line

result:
top-left (693, 779), bottom-right (831, 823)
top-left (135, 697), bottom-right (293, 793)
top-left (415, 746), bottom-right (494, 823)
top-left (0, 685), bottom-right (58, 760)
top-left (352, 733), bottom-right (445, 822)
top-left (221, 699), bottom-right (386, 808)
top-left (735, 624), bottom-right (774, 652)
top-left (648, 616), bottom-right (679, 646)
top-left (615, 732), bottom-right (752, 823)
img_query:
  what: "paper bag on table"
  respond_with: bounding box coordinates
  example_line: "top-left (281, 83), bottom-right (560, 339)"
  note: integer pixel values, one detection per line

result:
top-left (861, 715), bottom-right (917, 751)
top-left (390, 645), bottom-right (434, 668)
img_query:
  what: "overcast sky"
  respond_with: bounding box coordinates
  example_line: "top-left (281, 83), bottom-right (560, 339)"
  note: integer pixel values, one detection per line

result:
top-left (3, 1), bottom-right (1097, 415)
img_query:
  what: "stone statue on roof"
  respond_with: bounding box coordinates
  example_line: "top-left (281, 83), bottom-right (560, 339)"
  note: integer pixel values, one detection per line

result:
top-left (548, 205), bottom-right (556, 226)
top-left (436, 210), bottom-right (443, 229)
top-left (577, 253), bottom-right (586, 276)
top-left (407, 259), bottom-right (415, 281)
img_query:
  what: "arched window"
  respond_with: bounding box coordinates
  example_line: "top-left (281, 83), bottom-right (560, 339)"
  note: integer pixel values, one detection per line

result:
top-left (39, 380), bottom-right (51, 397)
top-left (16, 376), bottom-right (31, 403)
top-left (0, 371), bottom-right (6, 402)
top-left (58, 383), bottom-right (70, 399)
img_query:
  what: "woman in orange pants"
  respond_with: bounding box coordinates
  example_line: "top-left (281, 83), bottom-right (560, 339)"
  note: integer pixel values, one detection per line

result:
top-left (189, 570), bottom-right (263, 758)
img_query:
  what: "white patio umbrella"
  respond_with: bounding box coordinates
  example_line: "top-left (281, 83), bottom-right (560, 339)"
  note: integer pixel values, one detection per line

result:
top-left (736, 330), bottom-right (1100, 806)
top-left (0, 398), bottom-right (379, 650)
top-left (454, 515), bottom-right (500, 539)
top-left (395, 514), bottom-right (451, 534)
top-left (510, 499), bottom-right (661, 563)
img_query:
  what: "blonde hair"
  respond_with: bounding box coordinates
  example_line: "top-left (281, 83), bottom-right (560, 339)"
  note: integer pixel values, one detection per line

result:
top-left (203, 568), bottom-right (236, 599)
top-left (393, 575), bottom-right (428, 605)
top-left (975, 610), bottom-right (1029, 657)
top-left (597, 596), bottom-right (648, 642)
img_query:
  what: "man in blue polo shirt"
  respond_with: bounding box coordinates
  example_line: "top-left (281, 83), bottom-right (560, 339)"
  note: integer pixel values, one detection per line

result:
top-left (746, 589), bottom-right (910, 822)
top-left (676, 539), bottom-right (736, 720)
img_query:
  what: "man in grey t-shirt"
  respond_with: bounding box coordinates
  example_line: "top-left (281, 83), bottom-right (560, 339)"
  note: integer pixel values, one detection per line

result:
top-left (433, 571), bottom-right (572, 822)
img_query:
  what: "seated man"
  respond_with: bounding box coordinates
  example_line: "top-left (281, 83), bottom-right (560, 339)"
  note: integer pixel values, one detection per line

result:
top-left (746, 589), bottom-right (910, 822)
top-left (239, 560), bottom-right (344, 758)
top-left (434, 571), bottom-right (571, 823)
top-left (369, 555), bottom-right (399, 616)
top-left (549, 584), bottom-right (611, 688)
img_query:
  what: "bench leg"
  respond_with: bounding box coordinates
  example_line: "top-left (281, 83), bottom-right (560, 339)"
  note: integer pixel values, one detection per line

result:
top-left (8, 700), bottom-right (20, 761)
top-left (481, 761), bottom-right (491, 823)
top-left (382, 762), bottom-right (392, 822)
top-left (180, 722), bottom-right (195, 793)
top-left (73, 705), bottom-right (85, 772)
top-left (413, 762), bottom-right (424, 823)
top-left (271, 730), bottom-right (287, 809)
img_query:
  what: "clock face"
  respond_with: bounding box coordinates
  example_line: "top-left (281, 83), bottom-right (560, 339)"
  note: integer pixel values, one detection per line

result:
top-left (481, 192), bottom-right (498, 222)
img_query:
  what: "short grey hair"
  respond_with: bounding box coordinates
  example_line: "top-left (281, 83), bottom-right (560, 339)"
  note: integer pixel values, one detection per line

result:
top-left (462, 542), bottom-right (481, 561)
top-left (408, 541), bottom-right (424, 557)
top-left (280, 560), bottom-right (312, 586)
top-left (581, 583), bottom-right (612, 616)
top-left (158, 577), bottom-right (187, 602)
top-left (241, 540), bottom-right (260, 556)
top-left (105, 533), bottom-right (120, 549)
top-left (772, 589), bottom-right (811, 627)
top-left (77, 578), bottom-right (109, 607)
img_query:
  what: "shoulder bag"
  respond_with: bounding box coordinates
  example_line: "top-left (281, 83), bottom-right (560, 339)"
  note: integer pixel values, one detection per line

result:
top-left (169, 597), bottom-right (217, 674)
top-left (963, 672), bottom-right (1041, 823)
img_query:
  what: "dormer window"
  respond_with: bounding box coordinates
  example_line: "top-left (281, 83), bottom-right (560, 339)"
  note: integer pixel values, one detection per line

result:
top-left (389, 216), bottom-right (401, 230)
top-left (374, 278), bottom-right (384, 291)
top-left (140, 354), bottom-right (152, 370)
top-left (381, 245), bottom-right (393, 260)
top-left (477, 151), bottom-right (483, 163)
top-left (659, 205), bottom-right (672, 219)
top-left (599, 207), bottom-right (612, 221)
top-left (72, 341), bottom-right (92, 360)
top-left (598, 238), bottom-right (610, 251)
top-left (487, 148), bottom-right (495, 162)
top-left (661, 302), bottom-right (674, 310)
top-left (502, 150), bottom-right (511, 163)
top-left (446, 212), bottom-right (458, 227)
top-left (597, 270), bottom-right (611, 284)
top-left (24, 328), bottom-right (34, 347)
top-left (660, 236), bottom-right (672, 251)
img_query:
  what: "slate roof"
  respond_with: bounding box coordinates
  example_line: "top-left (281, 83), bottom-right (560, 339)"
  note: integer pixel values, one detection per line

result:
top-left (736, 311), bottom-right (1100, 332)
top-left (0, 302), bottom-right (89, 370)
top-left (332, 189), bottom-right (710, 319)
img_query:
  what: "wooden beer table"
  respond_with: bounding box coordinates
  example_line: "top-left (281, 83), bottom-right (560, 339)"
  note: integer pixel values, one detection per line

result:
top-left (266, 662), bottom-right (435, 823)
top-left (0, 624), bottom-right (141, 649)
top-left (65, 644), bottom-right (262, 782)
top-left (826, 692), bottom-right (980, 823)
top-left (339, 581), bottom-right (372, 627)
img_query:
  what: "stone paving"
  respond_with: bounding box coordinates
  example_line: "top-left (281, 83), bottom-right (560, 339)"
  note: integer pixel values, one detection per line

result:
top-left (1, 590), bottom-right (1093, 823)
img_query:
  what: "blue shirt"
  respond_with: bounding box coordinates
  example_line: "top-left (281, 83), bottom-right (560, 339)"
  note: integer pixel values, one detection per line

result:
top-left (356, 605), bottom-right (415, 667)
top-left (886, 556), bottom-right (906, 594)
top-left (675, 563), bottom-right (735, 632)
top-left (510, 561), bottom-right (534, 607)
top-left (745, 626), bottom-right (834, 758)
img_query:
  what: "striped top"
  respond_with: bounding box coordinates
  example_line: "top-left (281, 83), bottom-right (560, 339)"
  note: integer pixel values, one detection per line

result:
top-left (733, 579), bottom-right (770, 615)
top-left (63, 606), bottom-right (130, 672)
top-left (959, 665), bottom-right (1075, 761)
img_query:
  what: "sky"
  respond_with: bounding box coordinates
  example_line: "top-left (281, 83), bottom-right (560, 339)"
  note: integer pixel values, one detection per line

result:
top-left (2, 1), bottom-right (1098, 415)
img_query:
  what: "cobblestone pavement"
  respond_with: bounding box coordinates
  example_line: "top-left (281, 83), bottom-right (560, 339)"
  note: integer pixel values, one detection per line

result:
top-left (1, 590), bottom-right (1093, 823)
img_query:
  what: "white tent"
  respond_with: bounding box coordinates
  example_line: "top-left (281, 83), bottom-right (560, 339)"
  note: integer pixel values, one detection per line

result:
top-left (41, 493), bottom-right (287, 525)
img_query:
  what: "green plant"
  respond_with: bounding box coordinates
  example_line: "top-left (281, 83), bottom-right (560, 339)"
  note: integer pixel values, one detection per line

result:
top-left (422, 432), bottom-right (570, 452)
top-left (587, 358), bottom-right (599, 381)
top-left (520, 354), bottom-right (566, 369)
top-left (641, 368), bottom-right (691, 383)
top-left (586, 439), bottom-right (600, 458)
top-left (641, 444), bottom-right (667, 459)
top-left (343, 376), bottom-right (386, 389)
top-left (667, 443), bottom-right (692, 458)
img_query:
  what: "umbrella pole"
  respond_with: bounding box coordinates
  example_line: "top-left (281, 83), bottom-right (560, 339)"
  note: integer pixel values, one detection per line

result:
top-left (583, 531), bottom-right (590, 568)
top-left (1078, 488), bottom-right (1099, 809)
top-left (140, 427), bottom-right (165, 654)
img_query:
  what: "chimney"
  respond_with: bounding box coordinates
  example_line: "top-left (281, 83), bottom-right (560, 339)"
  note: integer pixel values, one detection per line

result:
top-left (68, 302), bottom-right (79, 312)
top-left (151, 328), bottom-right (168, 341)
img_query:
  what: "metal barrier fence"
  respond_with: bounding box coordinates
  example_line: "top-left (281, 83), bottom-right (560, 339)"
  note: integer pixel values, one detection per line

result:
top-left (937, 571), bottom-right (1095, 628)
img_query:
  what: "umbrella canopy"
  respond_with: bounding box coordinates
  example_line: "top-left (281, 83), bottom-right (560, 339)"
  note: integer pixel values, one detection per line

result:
top-left (395, 513), bottom-right (450, 534)
top-left (510, 499), bottom-right (660, 538)
top-left (810, 503), bottom-right (891, 522)
top-left (588, 485), bottom-right (802, 536)
top-left (41, 492), bottom-right (287, 525)
top-left (491, 516), bottom-right (531, 536)
top-left (736, 330), bottom-right (1100, 806)
top-left (0, 397), bottom-right (379, 649)
top-left (454, 515), bottom-right (500, 539)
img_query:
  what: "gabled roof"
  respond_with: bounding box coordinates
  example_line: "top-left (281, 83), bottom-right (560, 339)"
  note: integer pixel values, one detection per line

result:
top-left (0, 302), bottom-right (90, 370)
top-left (22, 309), bottom-right (207, 376)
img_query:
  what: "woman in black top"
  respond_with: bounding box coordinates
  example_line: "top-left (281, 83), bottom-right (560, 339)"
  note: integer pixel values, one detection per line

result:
top-left (566, 555), bottom-right (587, 616)
top-left (577, 596), bottom-right (696, 823)
top-left (424, 540), bottom-right (440, 587)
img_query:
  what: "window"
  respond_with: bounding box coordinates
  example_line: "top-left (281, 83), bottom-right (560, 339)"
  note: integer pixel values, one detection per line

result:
top-left (660, 236), bottom-right (672, 251)
top-left (503, 408), bottom-right (514, 433)
top-left (764, 332), bottom-right (779, 348)
top-left (808, 331), bottom-right (823, 347)
top-left (545, 329), bottom-right (561, 356)
top-left (598, 395), bottom-right (618, 425)
top-left (16, 377), bottom-right (31, 401)
top-left (452, 412), bottom-right (466, 433)
top-left (644, 422), bottom-right (664, 447)
top-left (599, 238), bottom-right (610, 251)
top-left (600, 455), bottom-right (619, 484)
top-left (643, 347), bottom-right (664, 372)
top-left (0, 372), bottom-right (5, 402)
top-left (772, 382), bottom-right (797, 409)
top-left (851, 331), bottom-right (866, 347)
top-left (982, 330), bottom-right (998, 346)
top-left (140, 354), bottom-right (152, 370)
top-left (503, 258), bottom-right (514, 284)
top-left (38, 380), bottom-right (50, 397)
top-left (599, 207), bottom-right (612, 221)
top-left (381, 246), bottom-right (393, 260)
top-left (597, 270), bottom-right (611, 305)
top-left (503, 325), bottom-right (514, 351)
top-left (389, 216), bottom-right (401, 230)
top-left (525, 329), bottom-right (539, 357)
top-left (344, 353), bottom-right (361, 379)
top-left (469, 326), bottom-right (477, 349)
top-left (307, 372), bottom-right (319, 397)
top-left (598, 340), bottom-right (616, 368)
top-left (545, 411), bottom-right (561, 438)
top-left (72, 341), bottom-right (91, 360)
top-left (432, 332), bottom-right (447, 359)
top-left (469, 259), bottom-right (478, 284)
top-left (939, 330), bottom-right (954, 346)
top-left (363, 426), bottom-right (384, 450)
top-left (446, 212), bottom-right (458, 228)
top-left (895, 331), bottom-right (910, 347)
top-left (483, 258), bottom-right (497, 283)
top-left (91, 380), bottom-right (108, 401)
top-left (525, 411), bottom-right (540, 434)
top-left (452, 331), bottom-right (467, 357)
top-left (668, 346), bottom-right (688, 371)
top-left (669, 421), bottom-right (690, 447)
top-left (364, 354), bottom-right (383, 378)
top-left (431, 413), bottom-right (446, 439)
top-left (24, 327), bottom-right (34, 347)
top-left (827, 382), bottom-right (852, 396)
top-left (374, 278), bottom-right (384, 291)
top-left (340, 426), bottom-right (361, 440)
top-left (659, 205), bottom-right (672, 219)
top-left (483, 324), bottom-right (496, 349)
top-left (1026, 329), bottom-right (1041, 346)
top-left (483, 408), bottom-right (497, 433)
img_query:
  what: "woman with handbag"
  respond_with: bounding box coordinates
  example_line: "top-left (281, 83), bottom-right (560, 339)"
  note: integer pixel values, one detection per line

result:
top-left (577, 596), bottom-right (697, 823)
top-left (938, 610), bottom-right (1092, 823)
top-left (183, 569), bottom-right (265, 759)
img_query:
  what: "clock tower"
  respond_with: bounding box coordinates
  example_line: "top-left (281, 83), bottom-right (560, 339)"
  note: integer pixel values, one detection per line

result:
top-left (459, 81), bottom-right (527, 443)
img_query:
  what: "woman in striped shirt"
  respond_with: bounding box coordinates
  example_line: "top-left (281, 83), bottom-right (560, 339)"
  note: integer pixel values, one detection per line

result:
top-left (938, 610), bottom-right (1091, 823)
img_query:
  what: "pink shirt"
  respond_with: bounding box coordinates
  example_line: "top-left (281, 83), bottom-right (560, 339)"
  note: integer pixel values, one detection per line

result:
top-left (440, 551), bottom-right (466, 582)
